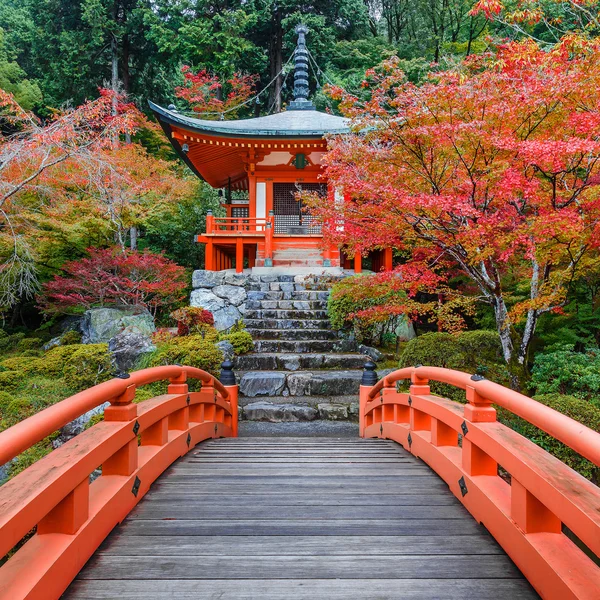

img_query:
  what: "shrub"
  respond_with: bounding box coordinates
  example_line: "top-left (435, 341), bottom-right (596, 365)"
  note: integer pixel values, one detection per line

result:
top-left (220, 331), bottom-right (254, 355)
top-left (0, 371), bottom-right (20, 391)
top-left (531, 345), bottom-right (600, 405)
top-left (63, 344), bottom-right (113, 390)
top-left (399, 330), bottom-right (510, 400)
top-left (498, 393), bottom-right (600, 483)
top-left (38, 247), bottom-right (187, 316)
top-left (0, 356), bottom-right (43, 374)
top-left (40, 345), bottom-right (83, 377)
top-left (17, 338), bottom-right (42, 351)
top-left (142, 333), bottom-right (223, 376)
top-left (0, 390), bottom-right (13, 419)
top-left (170, 306), bottom-right (214, 336)
top-left (60, 330), bottom-right (82, 345)
top-left (0, 332), bottom-right (25, 351)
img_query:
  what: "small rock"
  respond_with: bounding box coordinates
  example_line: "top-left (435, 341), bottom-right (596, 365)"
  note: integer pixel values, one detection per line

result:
top-left (53, 402), bottom-right (111, 447)
top-left (261, 275), bottom-right (278, 283)
top-left (280, 282), bottom-right (294, 293)
top-left (240, 372), bottom-right (286, 397)
top-left (212, 284), bottom-right (247, 306)
top-left (43, 336), bottom-right (62, 351)
top-left (109, 332), bottom-right (156, 372)
top-left (318, 403), bottom-right (349, 420)
top-left (192, 270), bottom-right (225, 289)
top-left (243, 401), bottom-right (317, 422)
top-left (216, 340), bottom-right (235, 361)
top-left (358, 344), bottom-right (384, 362)
top-left (247, 291), bottom-right (266, 301)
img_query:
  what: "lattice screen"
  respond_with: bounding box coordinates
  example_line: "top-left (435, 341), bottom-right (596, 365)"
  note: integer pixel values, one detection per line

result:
top-left (231, 207), bottom-right (249, 218)
top-left (272, 183), bottom-right (326, 234)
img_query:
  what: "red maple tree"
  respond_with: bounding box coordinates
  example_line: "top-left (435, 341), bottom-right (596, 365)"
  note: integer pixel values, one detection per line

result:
top-left (38, 247), bottom-right (187, 316)
top-left (312, 39), bottom-right (600, 380)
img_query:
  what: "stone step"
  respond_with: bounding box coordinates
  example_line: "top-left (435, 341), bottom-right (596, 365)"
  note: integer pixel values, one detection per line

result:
top-left (239, 420), bottom-right (358, 437)
top-left (247, 328), bottom-right (339, 340)
top-left (233, 353), bottom-right (370, 372)
top-left (247, 282), bottom-right (329, 293)
top-left (238, 370), bottom-right (376, 398)
top-left (244, 309), bottom-right (328, 320)
top-left (244, 318), bottom-right (331, 330)
top-left (242, 400), bottom-right (358, 422)
top-left (247, 290), bottom-right (330, 302)
top-left (246, 299), bottom-right (328, 311)
top-left (253, 339), bottom-right (357, 353)
top-left (238, 394), bottom-right (358, 408)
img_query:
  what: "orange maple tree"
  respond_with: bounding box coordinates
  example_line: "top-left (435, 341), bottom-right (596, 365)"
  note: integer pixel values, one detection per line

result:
top-left (311, 39), bottom-right (600, 378)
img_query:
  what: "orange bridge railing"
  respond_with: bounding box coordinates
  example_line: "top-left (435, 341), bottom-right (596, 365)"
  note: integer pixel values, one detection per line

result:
top-left (359, 364), bottom-right (600, 600)
top-left (0, 364), bottom-right (238, 600)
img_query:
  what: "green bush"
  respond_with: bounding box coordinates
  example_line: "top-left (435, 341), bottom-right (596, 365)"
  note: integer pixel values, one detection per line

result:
top-left (0, 371), bottom-right (20, 391)
top-left (142, 333), bottom-right (223, 376)
top-left (60, 330), bottom-right (82, 345)
top-left (498, 393), bottom-right (600, 483)
top-left (40, 344), bottom-right (84, 377)
top-left (399, 330), bottom-right (510, 400)
top-left (0, 332), bottom-right (25, 352)
top-left (0, 356), bottom-right (44, 374)
top-left (17, 338), bottom-right (42, 351)
top-left (531, 345), bottom-right (600, 406)
top-left (0, 390), bottom-right (13, 420)
top-left (219, 331), bottom-right (254, 355)
top-left (62, 344), bottom-right (113, 390)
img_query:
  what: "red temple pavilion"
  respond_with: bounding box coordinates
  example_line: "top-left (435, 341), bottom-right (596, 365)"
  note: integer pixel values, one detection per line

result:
top-left (150, 25), bottom-right (392, 274)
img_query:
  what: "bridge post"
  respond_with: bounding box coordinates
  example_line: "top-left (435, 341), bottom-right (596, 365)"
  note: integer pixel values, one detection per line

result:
top-left (360, 362), bottom-right (378, 437)
top-left (220, 360), bottom-right (239, 437)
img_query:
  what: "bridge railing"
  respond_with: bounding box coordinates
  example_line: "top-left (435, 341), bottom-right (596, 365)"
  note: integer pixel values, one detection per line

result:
top-left (0, 363), bottom-right (238, 600)
top-left (359, 364), bottom-right (600, 600)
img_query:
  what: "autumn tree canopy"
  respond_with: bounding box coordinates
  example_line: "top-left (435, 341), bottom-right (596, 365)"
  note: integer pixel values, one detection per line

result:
top-left (313, 39), bottom-right (600, 374)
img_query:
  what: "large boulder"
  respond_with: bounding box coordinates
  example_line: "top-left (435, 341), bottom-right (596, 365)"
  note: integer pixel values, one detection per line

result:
top-left (81, 308), bottom-right (155, 344)
top-left (109, 332), bottom-right (156, 372)
top-left (192, 270), bottom-right (225, 289)
top-left (212, 284), bottom-right (247, 306)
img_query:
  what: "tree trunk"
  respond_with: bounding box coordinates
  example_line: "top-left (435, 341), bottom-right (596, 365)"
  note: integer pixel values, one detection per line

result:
top-left (268, 7), bottom-right (283, 112)
top-left (130, 225), bottom-right (137, 251)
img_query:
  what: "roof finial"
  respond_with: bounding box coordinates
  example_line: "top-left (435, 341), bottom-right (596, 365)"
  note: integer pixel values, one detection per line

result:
top-left (289, 23), bottom-right (314, 111)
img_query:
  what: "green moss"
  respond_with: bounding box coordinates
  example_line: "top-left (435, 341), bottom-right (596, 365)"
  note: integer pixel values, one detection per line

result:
top-left (62, 344), bottom-right (113, 391)
top-left (84, 412), bottom-right (104, 430)
top-left (219, 330), bottom-right (253, 355)
top-left (0, 332), bottom-right (25, 351)
top-left (40, 344), bottom-right (85, 377)
top-left (142, 332), bottom-right (223, 376)
top-left (0, 371), bottom-right (20, 391)
top-left (60, 330), bottom-right (82, 345)
top-left (498, 393), bottom-right (600, 483)
top-left (0, 356), bottom-right (44, 374)
top-left (7, 439), bottom-right (55, 479)
top-left (17, 338), bottom-right (42, 351)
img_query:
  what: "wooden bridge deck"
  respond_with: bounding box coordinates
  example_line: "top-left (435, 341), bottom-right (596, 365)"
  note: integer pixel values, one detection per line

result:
top-left (64, 437), bottom-right (538, 599)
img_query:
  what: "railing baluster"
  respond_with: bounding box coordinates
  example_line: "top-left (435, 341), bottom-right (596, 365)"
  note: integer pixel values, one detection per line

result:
top-left (511, 479), bottom-right (561, 534)
top-left (37, 479), bottom-right (89, 535)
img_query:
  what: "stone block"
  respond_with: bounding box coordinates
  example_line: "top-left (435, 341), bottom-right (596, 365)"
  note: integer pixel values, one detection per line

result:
top-left (317, 403), bottom-right (349, 420)
top-left (243, 402), bottom-right (317, 422)
top-left (239, 372), bottom-right (286, 397)
top-left (190, 289), bottom-right (225, 312)
top-left (359, 344), bottom-right (384, 362)
top-left (212, 284), bottom-right (247, 306)
top-left (224, 272), bottom-right (249, 286)
top-left (192, 270), bottom-right (225, 289)
top-left (212, 305), bottom-right (242, 331)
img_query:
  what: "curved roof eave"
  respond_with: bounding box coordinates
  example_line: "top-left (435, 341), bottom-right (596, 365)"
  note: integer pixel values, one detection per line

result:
top-left (148, 101), bottom-right (350, 139)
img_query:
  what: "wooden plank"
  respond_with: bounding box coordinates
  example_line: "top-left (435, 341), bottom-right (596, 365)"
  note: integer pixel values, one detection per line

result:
top-left (75, 555), bottom-right (525, 580)
top-left (136, 493), bottom-right (457, 506)
top-left (64, 578), bottom-right (539, 599)
top-left (129, 504), bottom-right (468, 520)
top-left (117, 518), bottom-right (485, 536)
top-left (96, 534), bottom-right (504, 556)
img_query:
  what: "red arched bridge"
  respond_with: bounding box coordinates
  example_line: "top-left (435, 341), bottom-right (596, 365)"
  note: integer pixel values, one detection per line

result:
top-left (0, 362), bottom-right (598, 599)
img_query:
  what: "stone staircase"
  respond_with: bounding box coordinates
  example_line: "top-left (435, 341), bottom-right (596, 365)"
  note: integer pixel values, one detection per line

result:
top-left (234, 274), bottom-right (374, 423)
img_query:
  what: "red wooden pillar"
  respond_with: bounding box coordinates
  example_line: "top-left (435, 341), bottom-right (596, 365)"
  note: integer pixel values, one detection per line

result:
top-left (354, 252), bottom-right (362, 274)
top-left (383, 248), bottom-right (393, 271)
top-left (205, 240), bottom-right (214, 271)
top-left (236, 237), bottom-right (244, 273)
